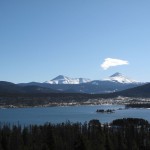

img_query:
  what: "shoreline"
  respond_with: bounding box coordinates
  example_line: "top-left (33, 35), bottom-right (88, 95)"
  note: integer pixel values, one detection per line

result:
top-left (0, 96), bottom-right (150, 109)
top-left (0, 103), bottom-right (116, 109)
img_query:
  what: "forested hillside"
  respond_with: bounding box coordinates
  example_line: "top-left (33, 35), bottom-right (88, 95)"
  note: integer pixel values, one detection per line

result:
top-left (0, 118), bottom-right (150, 150)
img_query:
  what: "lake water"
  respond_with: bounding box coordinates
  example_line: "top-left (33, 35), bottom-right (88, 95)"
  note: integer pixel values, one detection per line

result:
top-left (0, 105), bottom-right (150, 126)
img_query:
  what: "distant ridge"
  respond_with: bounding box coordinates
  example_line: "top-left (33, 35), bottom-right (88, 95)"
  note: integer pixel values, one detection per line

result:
top-left (111, 82), bottom-right (150, 97)
top-left (0, 81), bottom-right (59, 95)
top-left (1, 81), bottom-right (150, 98)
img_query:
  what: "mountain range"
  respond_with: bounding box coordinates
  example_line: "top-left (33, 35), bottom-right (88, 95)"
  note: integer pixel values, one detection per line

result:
top-left (0, 73), bottom-right (144, 95)
top-left (44, 72), bottom-right (137, 84)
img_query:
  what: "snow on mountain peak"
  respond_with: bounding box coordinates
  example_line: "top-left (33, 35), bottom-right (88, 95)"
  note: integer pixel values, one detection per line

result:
top-left (45, 75), bottom-right (91, 84)
top-left (104, 72), bottom-right (137, 83)
top-left (52, 75), bottom-right (68, 80)
top-left (110, 72), bottom-right (123, 77)
top-left (44, 73), bottom-right (139, 85)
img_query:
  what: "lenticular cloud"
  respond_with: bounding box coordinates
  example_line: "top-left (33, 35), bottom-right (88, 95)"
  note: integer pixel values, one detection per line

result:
top-left (101, 58), bottom-right (129, 70)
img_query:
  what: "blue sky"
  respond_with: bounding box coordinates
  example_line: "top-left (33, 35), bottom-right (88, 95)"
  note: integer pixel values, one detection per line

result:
top-left (0, 0), bottom-right (150, 83)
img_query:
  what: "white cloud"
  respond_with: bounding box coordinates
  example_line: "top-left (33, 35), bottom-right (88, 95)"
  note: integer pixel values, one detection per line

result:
top-left (101, 58), bottom-right (129, 70)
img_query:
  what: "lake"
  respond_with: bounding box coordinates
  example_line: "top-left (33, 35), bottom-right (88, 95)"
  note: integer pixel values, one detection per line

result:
top-left (0, 105), bottom-right (150, 126)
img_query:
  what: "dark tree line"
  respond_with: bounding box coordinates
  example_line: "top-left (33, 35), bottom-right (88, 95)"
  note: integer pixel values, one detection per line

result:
top-left (0, 118), bottom-right (150, 150)
top-left (126, 103), bottom-right (150, 108)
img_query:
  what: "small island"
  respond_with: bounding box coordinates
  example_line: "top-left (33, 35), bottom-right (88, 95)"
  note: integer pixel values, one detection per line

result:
top-left (96, 109), bottom-right (115, 113)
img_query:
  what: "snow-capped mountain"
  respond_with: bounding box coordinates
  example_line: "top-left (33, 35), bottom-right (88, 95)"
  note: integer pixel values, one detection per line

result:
top-left (104, 72), bottom-right (137, 84)
top-left (45, 75), bottom-right (91, 84)
top-left (18, 73), bottom-right (144, 94)
top-left (44, 73), bottom-right (139, 85)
